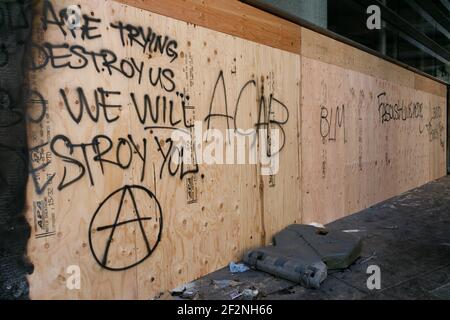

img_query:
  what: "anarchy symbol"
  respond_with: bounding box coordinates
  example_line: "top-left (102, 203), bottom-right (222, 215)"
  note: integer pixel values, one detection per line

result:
top-left (88, 185), bottom-right (163, 271)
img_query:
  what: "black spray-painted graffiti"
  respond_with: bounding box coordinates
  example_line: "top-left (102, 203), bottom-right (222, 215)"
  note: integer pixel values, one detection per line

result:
top-left (33, 0), bottom-right (179, 88)
top-left (49, 72), bottom-right (289, 191)
top-left (110, 21), bottom-right (178, 62)
top-left (377, 92), bottom-right (423, 124)
top-left (32, 0), bottom-right (290, 270)
top-left (320, 104), bottom-right (346, 143)
top-left (205, 71), bottom-right (289, 155)
top-left (88, 185), bottom-right (162, 271)
top-left (421, 105), bottom-right (445, 148)
top-left (377, 92), bottom-right (444, 147)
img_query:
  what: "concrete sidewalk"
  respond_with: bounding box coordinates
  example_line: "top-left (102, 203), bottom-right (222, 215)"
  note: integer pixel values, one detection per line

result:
top-left (173, 175), bottom-right (450, 300)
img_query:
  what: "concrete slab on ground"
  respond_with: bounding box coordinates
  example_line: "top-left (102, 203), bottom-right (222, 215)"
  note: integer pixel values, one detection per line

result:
top-left (163, 175), bottom-right (450, 300)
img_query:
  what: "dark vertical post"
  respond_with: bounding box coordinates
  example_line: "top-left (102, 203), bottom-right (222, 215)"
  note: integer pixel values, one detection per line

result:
top-left (447, 85), bottom-right (450, 174)
top-left (0, 0), bottom-right (34, 300)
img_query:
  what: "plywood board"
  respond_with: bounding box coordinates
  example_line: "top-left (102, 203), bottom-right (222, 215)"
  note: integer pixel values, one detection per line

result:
top-left (301, 55), bottom-right (447, 224)
top-left (24, 0), bottom-right (447, 300)
top-left (116, 0), bottom-right (302, 54)
top-left (300, 28), bottom-right (447, 98)
top-left (25, 0), bottom-right (301, 299)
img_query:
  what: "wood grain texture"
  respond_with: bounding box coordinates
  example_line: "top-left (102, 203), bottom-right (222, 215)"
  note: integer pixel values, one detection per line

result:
top-left (301, 56), bottom-right (447, 224)
top-left (24, 0), bottom-right (447, 300)
top-left (114, 0), bottom-right (301, 54)
top-left (300, 28), bottom-right (447, 224)
top-left (26, 0), bottom-right (300, 299)
top-left (301, 28), bottom-right (447, 98)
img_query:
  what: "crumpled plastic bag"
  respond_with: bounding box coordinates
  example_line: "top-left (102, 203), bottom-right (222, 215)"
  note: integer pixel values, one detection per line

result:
top-left (229, 262), bottom-right (250, 273)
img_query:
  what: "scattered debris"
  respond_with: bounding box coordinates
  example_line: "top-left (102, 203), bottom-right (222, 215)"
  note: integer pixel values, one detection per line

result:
top-left (230, 289), bottom-right (242, 300)
top-left (212, 279), bottom-right (240, 289)
top-left (229, 288), bottom-right (259, 300)
top-left (180, 290), bottom-right (198, 300)
top-left (153, 291), bottom-right (178, 300)
top-left (171, 282), bottom-right (195, 294)
top-left (243, 224), bottom-right (362, 289)
top-left (170, 282), bottom-right (198, 299)
top-left (309, 222), bottom-right (325, 228)
top-left (229, 262), bottom-right (250, 273)
top-left (309, 223), bottom-right (329, 235)
top-left (342, 229), bottom-right (366, 233)
top-left (242, 288), bottom-right (259, 300)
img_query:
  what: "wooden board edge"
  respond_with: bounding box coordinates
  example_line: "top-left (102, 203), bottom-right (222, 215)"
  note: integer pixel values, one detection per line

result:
top-left (300, 27), bottom-right (447, 97)
top-left (414, 73), bottom-right (448, 98)
top-left (113, 0), bottom-right (301, 54)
